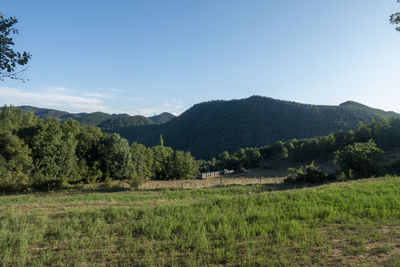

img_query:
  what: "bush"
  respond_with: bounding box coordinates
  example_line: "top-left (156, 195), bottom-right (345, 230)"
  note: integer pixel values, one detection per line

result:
top-left (285, 162), bottom-right (329, 184)
top-left (31, 177), bottom-right (64, 191)
top-left (334, 140), bottom-right (384, 179)
top-left (0, 131), bottom-right (33, 192)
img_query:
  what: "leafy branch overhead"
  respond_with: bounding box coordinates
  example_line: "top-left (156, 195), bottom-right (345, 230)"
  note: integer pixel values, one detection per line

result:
top-left (391, 0), bottom-right (400, 31)
top-left (0, 14), bottom-right (31, 81)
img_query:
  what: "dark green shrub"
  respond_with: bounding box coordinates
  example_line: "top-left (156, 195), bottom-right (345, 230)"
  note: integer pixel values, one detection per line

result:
top-left (285, 161), bottom-right (328, 184)
top-left (31, 178), bottom-right (64, 191)
top-left (334, 140), bottom-right (384, 179)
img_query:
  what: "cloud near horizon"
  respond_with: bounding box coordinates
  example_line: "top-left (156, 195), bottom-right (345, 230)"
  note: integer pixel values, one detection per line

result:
top-left (0, 86), bottom-right (185, 116)
top-left (134, 99), bottom-right (185, 116)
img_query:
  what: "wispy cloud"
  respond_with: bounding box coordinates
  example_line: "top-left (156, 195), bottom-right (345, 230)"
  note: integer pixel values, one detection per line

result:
top-left (0, 86), bottom-right (186, 116)
top-left (109, 88), bottom-right (125, 93)
top-left (0, 86), bottom-right (112, 113)
top-left (82, 92), bottom-right (109, 98)
top-left (135, 99), bottom-right (185, 116)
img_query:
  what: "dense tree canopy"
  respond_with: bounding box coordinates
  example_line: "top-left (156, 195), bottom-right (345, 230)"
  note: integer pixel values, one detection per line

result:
top-left (201, 117), bottom-right (400, 184)
top-left (0, 106), bottom-right (198, 192)
top-left (0, 15), bottom-right (31, 81)
top-left (391, 0), bottom-right (400, 31)
top-left (16, 98), bottom-right (400, 160)
top-left (116, 96), bottom-right (399, 159)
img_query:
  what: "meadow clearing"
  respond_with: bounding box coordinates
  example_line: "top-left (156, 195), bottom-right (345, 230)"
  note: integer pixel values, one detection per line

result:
top-left (1, 177), bottom-right (400, 266)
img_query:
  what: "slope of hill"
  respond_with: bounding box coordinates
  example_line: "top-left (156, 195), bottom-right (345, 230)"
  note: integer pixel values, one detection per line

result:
top-left (116, 96), bottom-right (400, 159)
top-left (18, 105), bottom-right (74, 119)
top-left (148, 112), bottom-right (176, 124)
top-left (17, 106), bottom-right (156, 128)
top-left (73, 111), bottom-right (111, 126)
top-left (339, 101), bottom-right (399, 118)
top-left (99, 115), bottom-right (154, 131)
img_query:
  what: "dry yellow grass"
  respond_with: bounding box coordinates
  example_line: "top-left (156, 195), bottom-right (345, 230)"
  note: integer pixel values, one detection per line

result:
top-left (139, 174), bottom-right (284, 190)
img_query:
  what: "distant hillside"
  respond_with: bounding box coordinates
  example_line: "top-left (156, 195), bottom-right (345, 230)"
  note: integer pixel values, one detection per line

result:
top-left (99, 115), bottom-right (154, 131)
top-left (17, 106), bottom-right (155, 129)
top-left (115, 96), bottom-right (400, 159)
top-left (149, 112), bottom-right (176, 124)
top-left (18, 106), bottom-right (74, 119)
top-left (339, 101), bottom-right (398, 118)
top-left (73, 112), bottom-right (111, 126)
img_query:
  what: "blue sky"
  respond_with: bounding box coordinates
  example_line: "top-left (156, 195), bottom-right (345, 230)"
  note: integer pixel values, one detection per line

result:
top-left (1, 0), bottom-right (400, 115)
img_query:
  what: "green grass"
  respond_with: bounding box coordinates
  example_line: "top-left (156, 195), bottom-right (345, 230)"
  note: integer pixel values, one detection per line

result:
top-left (1, 177), bottom-right (400, 266)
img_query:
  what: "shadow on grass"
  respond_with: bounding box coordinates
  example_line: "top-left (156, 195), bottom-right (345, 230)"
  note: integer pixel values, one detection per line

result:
top-left (79, 186), bottom-right (132, 193)
top-left (0, 178), bottom-right (373, 197)
top-left (0, 185), bottom-right (134, 197)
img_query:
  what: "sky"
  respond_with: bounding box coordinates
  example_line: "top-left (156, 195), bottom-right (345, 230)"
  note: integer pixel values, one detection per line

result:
top-left (1, 0), bottom-right (400, 116)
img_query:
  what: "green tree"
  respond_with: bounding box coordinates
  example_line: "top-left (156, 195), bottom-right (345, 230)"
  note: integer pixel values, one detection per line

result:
top-left (0, 15), bottom-right (31, 81)
top-left (0, 105), bottom-right (37, 132)
top-left (171, 150), bottom-right (198, 180)
top-left (391, 0), bottom-right (400, 31)
top-left (97, 133), bottom-right (132, 180)
top-left (129, 142), bottom-right (154, 186)
top-left (151, 145), bottom-right (198, 180)
top-left (334, 140), bottom-right (384, 179)
top-left (73, 124), bottom-right (103, 182)
top-left (152, 145), bottom-right (173, 180)
top-left (281, 146), bottom-right (289, 160)
top-left (354, 122), bottom-right (372, 142)
top-left (209, 157), bottom-right (217, 171)
top-left (26, 118), bottom-right (78, 189)
top-left (159, 134), bottom-right (164, 146)
top-left (0, 130), bottom-right (33, 191)
top-left (246, 148), bottom-right (261, 168)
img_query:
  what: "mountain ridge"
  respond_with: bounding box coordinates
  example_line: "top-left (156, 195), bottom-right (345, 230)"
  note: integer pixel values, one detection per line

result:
top-left (16, 106), bottom-right (176, 127)
top-left (114, 96), bottom-right (399, 158)
top-left (14, 96), bottom-right (400, 159)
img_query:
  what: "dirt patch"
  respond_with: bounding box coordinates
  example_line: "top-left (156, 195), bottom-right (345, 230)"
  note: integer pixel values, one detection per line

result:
top-left (320, 224), bottom-right (400, 266)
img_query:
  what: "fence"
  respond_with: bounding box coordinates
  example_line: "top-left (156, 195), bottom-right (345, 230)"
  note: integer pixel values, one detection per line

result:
top-left (197, 169), bottom-right (234, 180)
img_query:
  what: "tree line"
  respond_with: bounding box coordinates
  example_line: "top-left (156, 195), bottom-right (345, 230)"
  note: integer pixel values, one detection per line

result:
top-left (0, 106), bottom-right (198, 192)
top-left (201, 117), bottom-right (400, 182)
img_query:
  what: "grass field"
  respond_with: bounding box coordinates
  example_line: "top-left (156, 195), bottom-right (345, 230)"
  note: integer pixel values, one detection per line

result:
top-left (139, 176), bottom-right (284, 190)
top-left (1, 177), bottom-right (400, 266)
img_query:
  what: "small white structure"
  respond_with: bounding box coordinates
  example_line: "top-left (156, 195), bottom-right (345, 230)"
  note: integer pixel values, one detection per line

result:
top-left (197, 169), bottom-right (234, 179)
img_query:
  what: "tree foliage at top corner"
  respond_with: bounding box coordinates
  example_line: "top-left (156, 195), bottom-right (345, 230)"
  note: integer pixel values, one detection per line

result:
top-left (391, 0), bottom-right (400, 32)
top-left (0, 14), bottom-right (31, 81)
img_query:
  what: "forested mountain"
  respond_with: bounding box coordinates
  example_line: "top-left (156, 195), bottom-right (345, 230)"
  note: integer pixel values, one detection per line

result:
top-left (339, 101), bottom-right (399, 118)
top-left (99, 115), bottom-right (154, 131)
top-left (15, 96), bottom-right (400, 159)
top-left (115, 96), bottom-right (399, 159)
top-left (199, 116), bottom-right (400, 183)
top-left (17, 106), bottom-right (164, 129)
top-left (148, 112), bottom-right (176, 124)
top-left (18, 105), bottom-right (74, 119)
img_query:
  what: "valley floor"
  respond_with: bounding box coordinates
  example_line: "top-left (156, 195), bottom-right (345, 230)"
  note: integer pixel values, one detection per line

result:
top-left (1, 177), bottom-right (400, 266)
